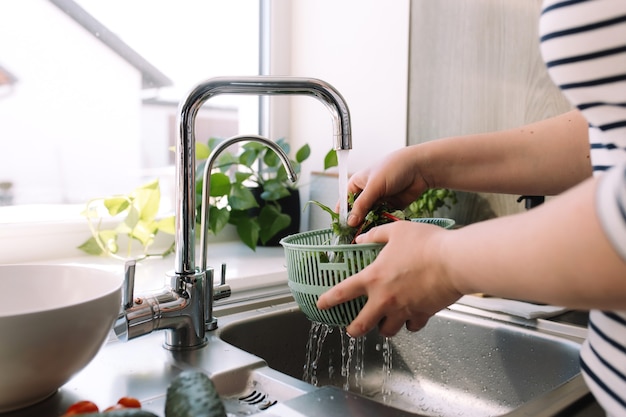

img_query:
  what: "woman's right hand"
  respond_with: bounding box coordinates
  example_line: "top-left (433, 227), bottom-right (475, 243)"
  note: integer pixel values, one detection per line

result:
top-left (347, 146), bottom-right (429, 227)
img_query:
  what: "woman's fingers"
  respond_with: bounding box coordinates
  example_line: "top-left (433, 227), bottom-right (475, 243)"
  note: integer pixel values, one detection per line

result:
top-left (344, 303), bottom-right (385, 338)
top-left (377, 314), bottom-right (409, 338)
top-left (316, 274), bottom-right (367, 310)
top-left (406, 314), bottom-right (431, 332)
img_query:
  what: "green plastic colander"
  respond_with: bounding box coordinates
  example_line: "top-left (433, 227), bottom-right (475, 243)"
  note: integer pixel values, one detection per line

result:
top-left (280, 218), bottom-right (455, 327)
top-left (410, 217), bottom-right (455, 228)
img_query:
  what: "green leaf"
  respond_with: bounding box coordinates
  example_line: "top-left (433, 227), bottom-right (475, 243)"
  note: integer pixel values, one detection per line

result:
top-left (234, 171), bottom-right (253, 184)
top-left (209, 172), bottom-right (231, 197)
top-left (305, 200), bottom-right (339, 222)
top-left (295, 144), bottom-right (311, 163)
top-left (133, 180), bottom-right (161, 222)
top-left (103, 197), bottom-right (130, 216)
top-left (258, 205), bottom-right (290, 244)
top-left (99, 230), bottom-right (119, 253)
top-left (156, 215), bottom-right (175, 235)
top-left (263, 147), bottom-right (279, 167)
top-left (232, 214), bottom-right (260, 251)
top-left (196, 141), bottom-right (210, 161)
top-left (324, 149), bottom-right (338, 170)
top-left (78, 178), bottom-right (176, 259)
top-left (260, 179), bottom-right (290, 201)
top-left (274, 164), bottom-right (288, 183)
top-left (216, 152), bottom-right (238, 171)
top-left (239, 148), bottom-right (259, 168)
top-left (80, 229), bottom-right (118, 255)
top-left (209, 205), bottom-right (230, 234)
top-left (77, 236), bottom-right (104, 256)
top-left (122, 205), bottom-right (141, 231)
top-left (129, 219), bottom-right (156, 246)
top-left (228, 184), bottom-right (259, 210)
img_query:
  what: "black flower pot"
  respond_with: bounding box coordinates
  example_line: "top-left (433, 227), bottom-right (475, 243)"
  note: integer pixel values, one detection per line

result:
top-left (249, 187), bottom-right (301, 246)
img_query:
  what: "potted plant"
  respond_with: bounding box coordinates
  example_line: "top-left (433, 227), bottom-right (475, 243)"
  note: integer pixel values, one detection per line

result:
top-left (197, 137), bottom-right (318, 250)
top-left (77, 138), bottom-right (336, 257)
top-left (78, 179), bottom-right (175, 260)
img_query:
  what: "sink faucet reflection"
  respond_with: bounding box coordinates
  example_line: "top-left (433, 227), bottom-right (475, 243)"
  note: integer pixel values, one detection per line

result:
top-left (114, 76), bottom-right (353, 350)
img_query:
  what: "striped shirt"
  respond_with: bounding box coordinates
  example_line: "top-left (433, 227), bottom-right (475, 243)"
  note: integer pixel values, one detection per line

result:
top-left (539, 1), bottom-right (626, 415)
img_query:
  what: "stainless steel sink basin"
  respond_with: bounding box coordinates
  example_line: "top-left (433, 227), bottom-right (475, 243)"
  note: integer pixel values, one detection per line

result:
top-left (219, 303), bottom-right (587, 416)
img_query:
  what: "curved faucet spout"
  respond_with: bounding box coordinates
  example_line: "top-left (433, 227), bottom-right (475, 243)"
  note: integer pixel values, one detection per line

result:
top-left (199, 134), bottom-right (297, 271)
top-left (199, 135), bottom-right (297, 331)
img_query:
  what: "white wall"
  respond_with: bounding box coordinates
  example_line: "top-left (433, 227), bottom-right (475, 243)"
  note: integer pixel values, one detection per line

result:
top-left (265, 0), bottom-right (409, 230)
top-left (268, 0), bottom-right (410, 175)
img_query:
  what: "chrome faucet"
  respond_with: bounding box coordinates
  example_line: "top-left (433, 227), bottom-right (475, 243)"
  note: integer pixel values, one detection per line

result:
top-left (114, 76), bottom-right (352, 350)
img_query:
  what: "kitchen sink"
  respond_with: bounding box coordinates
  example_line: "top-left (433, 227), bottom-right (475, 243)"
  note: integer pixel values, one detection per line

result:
top-left (5, 294), bottom-right (591, 417)
top-left (219, 302), bottom-right (588, 417)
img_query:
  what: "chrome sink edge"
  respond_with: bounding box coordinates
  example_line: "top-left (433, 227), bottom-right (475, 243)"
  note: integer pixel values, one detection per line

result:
top-left (501, 375), bottom-right (589, 417)
top-left (213, 284), bottom-right (295, 318)
top-left (447, 302), bottom-right (588, 342)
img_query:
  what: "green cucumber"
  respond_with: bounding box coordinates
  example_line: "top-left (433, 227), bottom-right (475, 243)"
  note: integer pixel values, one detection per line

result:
top-left (165, 370), bottom-right (226, 417)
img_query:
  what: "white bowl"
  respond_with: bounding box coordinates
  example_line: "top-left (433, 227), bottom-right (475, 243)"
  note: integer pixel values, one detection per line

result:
top-left (0, 264), bottom-right (122, 412)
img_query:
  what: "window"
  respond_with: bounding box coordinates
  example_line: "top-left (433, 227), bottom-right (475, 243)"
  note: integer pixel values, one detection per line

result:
top-left (0, 0), bottom-right (260, 209)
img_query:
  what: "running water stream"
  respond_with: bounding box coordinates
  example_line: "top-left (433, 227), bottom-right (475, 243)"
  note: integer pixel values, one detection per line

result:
top-left (303, 150), bottom-right (394, 400)
top-left (336, 149), bottom-right (350, 227)
top-left (303, 322), bottom-right (393, 403)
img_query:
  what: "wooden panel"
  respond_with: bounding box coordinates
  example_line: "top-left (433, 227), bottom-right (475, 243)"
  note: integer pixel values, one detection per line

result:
top-left (407, 0), bottom-right (572, 223)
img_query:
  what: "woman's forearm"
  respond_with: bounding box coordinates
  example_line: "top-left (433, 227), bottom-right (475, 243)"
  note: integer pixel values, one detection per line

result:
top-left (445, 176), bottom-right (626, 310)
top-left (419, 110), bottom-right (591, 195)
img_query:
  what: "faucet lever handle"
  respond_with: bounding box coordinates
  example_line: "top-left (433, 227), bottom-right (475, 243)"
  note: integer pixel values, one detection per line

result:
top-left (220, 263), bottom-right (227, 285)
top-left (214, 263), bottom-right (231, 301)
top-left (122, 260), bottom-right (136, 309)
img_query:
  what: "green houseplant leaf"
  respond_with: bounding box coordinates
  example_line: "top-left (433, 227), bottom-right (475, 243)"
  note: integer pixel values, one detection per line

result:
top-left (195, 136), bottom-right (316, 250)
top-left (296, 144), bottom-right (311, 163)
top-left (258, 204), bottom-right (290, 245)
top-left (79, 180), bottom-right (175, 260)
top-left (229, 210), bottom-right (261, 251)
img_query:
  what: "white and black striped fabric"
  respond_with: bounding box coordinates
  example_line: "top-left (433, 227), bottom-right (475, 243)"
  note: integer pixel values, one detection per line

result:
top-left (539, 1), bottom-right (626, 415)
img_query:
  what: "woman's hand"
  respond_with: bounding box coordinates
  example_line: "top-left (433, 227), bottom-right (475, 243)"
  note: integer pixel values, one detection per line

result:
top-left (316, 221), bottom-right (462, 338)
top-left (346, 147), bottom-right (429, 227)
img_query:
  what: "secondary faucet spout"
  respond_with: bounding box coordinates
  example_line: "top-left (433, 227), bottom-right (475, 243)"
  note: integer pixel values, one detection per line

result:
top-left (200, 134), bottom-right (297, 330)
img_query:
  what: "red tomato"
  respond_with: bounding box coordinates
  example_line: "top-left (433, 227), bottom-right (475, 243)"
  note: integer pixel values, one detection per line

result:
top-left (116, 397), bottom-right (141, 408)
top-left (62, 400), bottom-right (99, 416)
top-left (103, 404), bottom-right (123, 412)
top-left (103, 397), bottom-right (142, 412)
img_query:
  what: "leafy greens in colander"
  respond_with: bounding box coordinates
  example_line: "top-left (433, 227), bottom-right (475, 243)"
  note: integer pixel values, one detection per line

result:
top-left (306, 193), bottom-right (406, 245)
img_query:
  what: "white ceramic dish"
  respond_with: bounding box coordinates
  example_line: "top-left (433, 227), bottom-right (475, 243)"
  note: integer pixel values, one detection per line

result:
top-left (0, 264), bottom-right (122, 412)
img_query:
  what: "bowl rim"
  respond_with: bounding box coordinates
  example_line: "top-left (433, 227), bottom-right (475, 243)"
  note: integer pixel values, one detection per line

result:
top-left (0, 264), bottom-right (122, 318)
